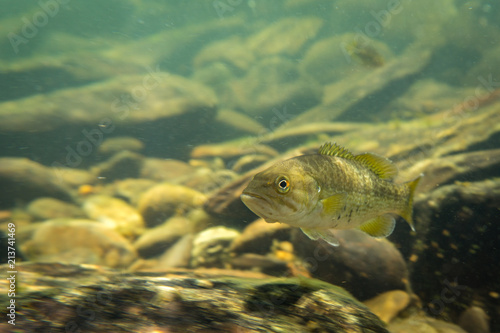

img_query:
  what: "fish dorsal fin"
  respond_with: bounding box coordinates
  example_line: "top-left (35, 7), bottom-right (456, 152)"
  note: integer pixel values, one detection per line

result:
top-left (318, 142), bottom-right (354, 159)
top-left (354, 153), bottom-right (398, 179)
top-left (358, 215), bottom-right (395, 238)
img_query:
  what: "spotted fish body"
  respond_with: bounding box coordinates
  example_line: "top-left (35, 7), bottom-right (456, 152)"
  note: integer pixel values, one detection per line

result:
top-left (240, 143), bottom-right (422, 246)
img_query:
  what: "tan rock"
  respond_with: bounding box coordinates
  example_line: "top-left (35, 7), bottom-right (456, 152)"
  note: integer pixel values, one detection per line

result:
top-left (247, 17), bottom-right (323, 57)
top-left (389, 315), bottom-right (467, 333)
top-left (194, 36), bottom-right (255, 71)
top-left (21, 219), bottom-right (136, 268)
top-left (27, 197), bottom-right (85, 221)
top-left (140, 158), bottom-right (197, 182)
top-left (82, 195), bottom-right (145, 239)
top-left (97, 136), bottom-right (145, 156)
top-left (191, 141), bottom-right (278, 160)
top-left (363, 290), bottom-right (411, 324)
top-left (229, 57), bottom-right (322, 118)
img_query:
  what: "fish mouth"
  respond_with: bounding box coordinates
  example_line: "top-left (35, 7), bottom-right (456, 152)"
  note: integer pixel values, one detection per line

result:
top-left (240, 190), bottom-right (271, 209)
top-left (241, 190), bottom-right (264, 200)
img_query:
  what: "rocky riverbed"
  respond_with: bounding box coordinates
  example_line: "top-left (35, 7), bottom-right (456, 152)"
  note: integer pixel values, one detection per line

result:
top-left (1, 1), bottom-right (499, 332)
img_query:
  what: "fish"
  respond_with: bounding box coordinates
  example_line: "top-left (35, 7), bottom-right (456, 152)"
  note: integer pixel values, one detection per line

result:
top-left (240, 142), bottom-right (422, 246)
top-left (344, 40), bottom-right (385, 67)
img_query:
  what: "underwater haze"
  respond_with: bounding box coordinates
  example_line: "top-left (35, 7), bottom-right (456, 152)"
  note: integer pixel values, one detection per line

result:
top-left (0, 1), bottom-right (499, 332)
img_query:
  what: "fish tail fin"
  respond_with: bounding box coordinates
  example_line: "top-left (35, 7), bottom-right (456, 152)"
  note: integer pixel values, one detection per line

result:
top-left (399, 173), bottom-right (423, 231)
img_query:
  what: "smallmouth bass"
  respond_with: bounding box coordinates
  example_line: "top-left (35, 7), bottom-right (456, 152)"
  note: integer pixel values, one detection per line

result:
top-left (240, 142), bottom-right (422, 246)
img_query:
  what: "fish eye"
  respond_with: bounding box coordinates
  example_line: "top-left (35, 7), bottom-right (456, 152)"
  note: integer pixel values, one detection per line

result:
top-left (275, 176), bottom-right (290, 193)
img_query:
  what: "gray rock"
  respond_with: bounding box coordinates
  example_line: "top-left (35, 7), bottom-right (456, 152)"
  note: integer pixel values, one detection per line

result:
top-left (0, 73), bottom-right (217, 133)
top-left (0, 157), bottom-right (73, 208)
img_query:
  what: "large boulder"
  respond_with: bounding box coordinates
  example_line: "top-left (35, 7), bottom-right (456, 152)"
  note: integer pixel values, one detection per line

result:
top-left (0, 262), bottom-right (389, 332)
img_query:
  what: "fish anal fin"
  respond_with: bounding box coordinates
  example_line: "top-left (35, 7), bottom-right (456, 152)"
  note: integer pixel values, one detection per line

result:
top-left (359, 215), bottom-right (396, 238)
top-left (354, 153), bottom-right (398, 179)
top-left (301, 228), bottom-right (339, 246)
top-left (321, 193), bottom-right (347, 216)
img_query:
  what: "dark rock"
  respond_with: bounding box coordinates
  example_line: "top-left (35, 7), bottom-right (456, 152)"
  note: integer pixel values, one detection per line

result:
top-left (137, 183), bottom-right (206, 228)
top-left (406, 179), bottom-right (500, 322)
top-left (0, 262), bottom-right (389, 332)
top-left (90, 151), bottom-right (144, 181)
top-left (458, 306), bottom-right (490, 333)
top-left (0, 157), bottom-right (73, 208)
top-left (294, 229), bottom-right (410, 301)
top-left (133, 216), bottom-right (195, 258)
top-left (230, 218), bottom-right (293, 255)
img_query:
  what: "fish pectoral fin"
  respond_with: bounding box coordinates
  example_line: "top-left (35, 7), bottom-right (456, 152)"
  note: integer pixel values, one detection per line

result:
top-left (354, 153), bottom-right (398, 179)
top-left (301, 228), bottom-right (340, 247)
top-left (320, 193), bottom-right (347, 216)
top-left (358, 215), bottom-right (396, 238)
